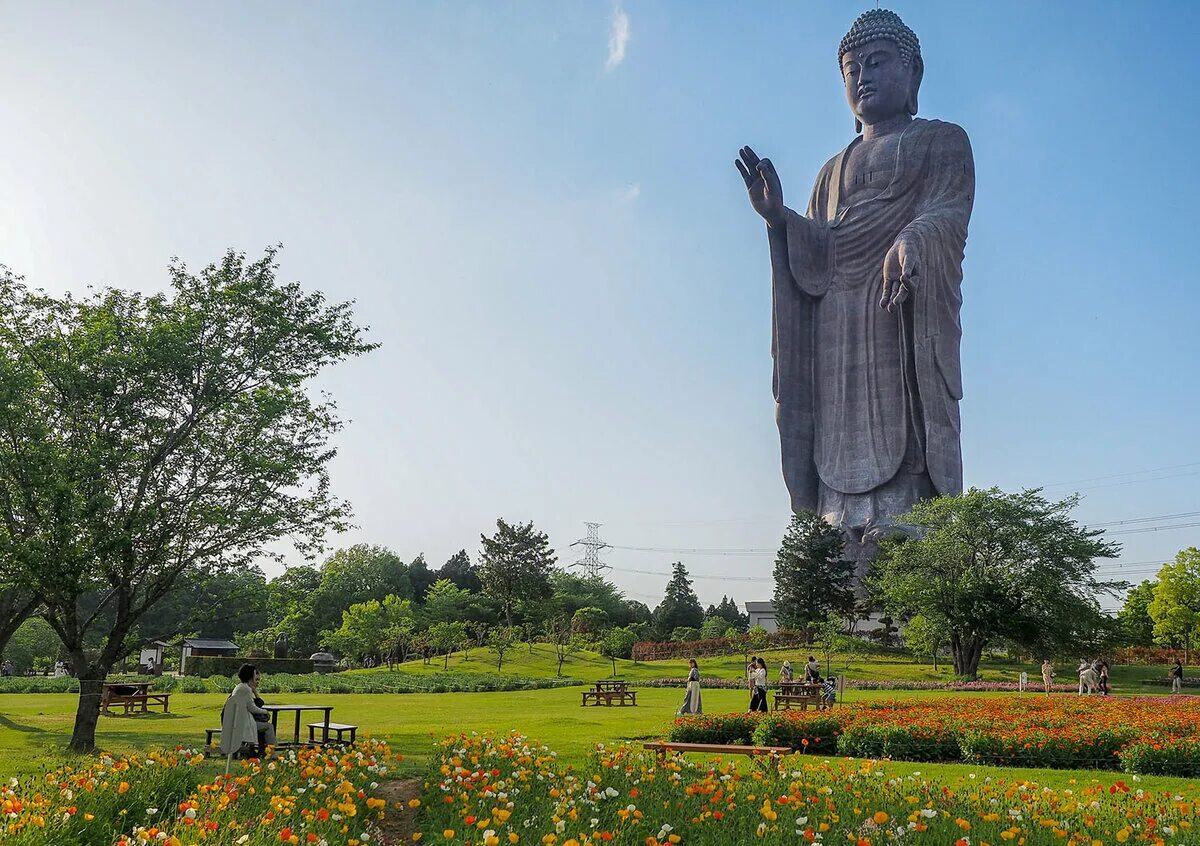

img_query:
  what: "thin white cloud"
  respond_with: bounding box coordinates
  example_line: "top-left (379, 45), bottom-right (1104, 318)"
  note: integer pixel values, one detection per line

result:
top-left (618, 182), bottom-right (641, 204)
top-left (605, 7), bottom-right (630, 72)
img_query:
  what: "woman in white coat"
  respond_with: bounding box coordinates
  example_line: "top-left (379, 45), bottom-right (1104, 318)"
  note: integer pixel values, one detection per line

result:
top-left (220, 664), bottom-right (275, 758)
top-left (676, 659), bottom-right (702, 715)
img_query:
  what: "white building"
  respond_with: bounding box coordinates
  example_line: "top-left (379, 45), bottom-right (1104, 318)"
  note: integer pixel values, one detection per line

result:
top-left (744, 601), bottom-right (779, 633)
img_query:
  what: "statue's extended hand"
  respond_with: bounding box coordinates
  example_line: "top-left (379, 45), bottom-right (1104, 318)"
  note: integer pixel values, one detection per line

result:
top-left (881, 238), bottom-right (919, 312)
top-left (735, 146), bottom-right (784, 228)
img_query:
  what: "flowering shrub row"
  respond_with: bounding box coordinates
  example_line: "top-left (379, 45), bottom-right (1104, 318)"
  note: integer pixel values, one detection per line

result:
top-left (0, 671), bottom-right (578, 695)
top-left (421, 730), bottom-right (1200, 845)
top-left (670, 697), bottom-right (1200, 774)
top-left (1, 741), bottom-right (402, 845)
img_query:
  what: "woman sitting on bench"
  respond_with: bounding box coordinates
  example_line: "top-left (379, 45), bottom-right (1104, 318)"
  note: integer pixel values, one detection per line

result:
top-left (220, 664), bottom-right (275, 758)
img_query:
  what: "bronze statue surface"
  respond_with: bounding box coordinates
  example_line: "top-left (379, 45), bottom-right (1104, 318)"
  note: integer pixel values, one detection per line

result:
top-left (736, 10), bottom-right (975, 572)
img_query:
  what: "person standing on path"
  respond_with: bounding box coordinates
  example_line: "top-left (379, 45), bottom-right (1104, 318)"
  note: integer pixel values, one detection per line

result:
top-left (1170, 659), bottom-right (1184, 693)
top-left (1040, 659), bottom-right (1054, 695)
top-left (748, 658), bottom-right (768, 712)
top-left (677, 659), bottom-right (702, 715)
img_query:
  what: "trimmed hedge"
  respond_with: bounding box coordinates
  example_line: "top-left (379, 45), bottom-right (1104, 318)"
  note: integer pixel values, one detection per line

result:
top-left (667, 713), bottom-right (761, 745)
top-left (751, 712), bottom-right (842, 754)
top-left (0, 670), bottom-right (581, 695)
top-left (184, 656), bottom-right (314, 678)
top-left (1118, 740), bottom-right (1200, 776)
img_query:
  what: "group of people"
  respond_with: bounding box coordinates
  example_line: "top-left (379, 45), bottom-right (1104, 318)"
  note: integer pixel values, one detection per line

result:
top-left (747, 655), bottom-right (837, 713)
top-left (1037, 657), bottom-right (1187, 696)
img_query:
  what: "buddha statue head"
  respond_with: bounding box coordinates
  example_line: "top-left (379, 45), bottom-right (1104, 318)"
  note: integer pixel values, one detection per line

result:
top-left (838, 9), bottom-right (923, 133)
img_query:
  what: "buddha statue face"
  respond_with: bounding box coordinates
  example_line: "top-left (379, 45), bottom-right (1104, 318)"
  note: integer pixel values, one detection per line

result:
top-left (840, 38), bottom-right (919, 129)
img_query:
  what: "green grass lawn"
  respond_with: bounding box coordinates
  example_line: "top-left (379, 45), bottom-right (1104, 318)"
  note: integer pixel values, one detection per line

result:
top-left (4, 684), bottom-right (1198, 794)
top-left (382, 642), bottom-right (1173, 690)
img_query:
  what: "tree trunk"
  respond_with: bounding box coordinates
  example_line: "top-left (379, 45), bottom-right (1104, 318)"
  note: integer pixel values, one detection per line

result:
top-left (70, 671), bottom-right (106, 753)
top-left (950, 634), bottom-right (984, 680)
top-left (611, 656), bottom-right (616, 677)
top-left (443, 650), bottom-right (449, 670)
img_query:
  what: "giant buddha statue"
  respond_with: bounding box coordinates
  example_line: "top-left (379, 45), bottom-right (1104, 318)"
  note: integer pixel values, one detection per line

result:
top-left (735, 9), bottom-right (975, 577)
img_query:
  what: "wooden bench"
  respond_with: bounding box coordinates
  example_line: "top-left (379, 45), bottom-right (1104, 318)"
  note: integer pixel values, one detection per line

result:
top-left (643, 741), bottom-right (791, 760)
top-left (205, 728), bottom-right (221, 748)
top-left (308, 722), bottom-right (358, 745)
top-left (581, 689), bottom-right (638, 706)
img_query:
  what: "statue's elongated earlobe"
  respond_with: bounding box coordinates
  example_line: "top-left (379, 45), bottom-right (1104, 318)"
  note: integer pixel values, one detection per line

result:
top-left (855, 118), bottom-right (863, 134)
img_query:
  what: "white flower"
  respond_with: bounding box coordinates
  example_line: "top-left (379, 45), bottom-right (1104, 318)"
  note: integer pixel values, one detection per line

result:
top-left (920, 809), bottom-right (937, 819)
top-left (147, 808), bottom-right (159, 815)
top-left (184, 808), bottom-right (197, 820)
top-left (795, 817), bottom-right (808, 826)
top-left (236, 836), bottom-right (251, 845)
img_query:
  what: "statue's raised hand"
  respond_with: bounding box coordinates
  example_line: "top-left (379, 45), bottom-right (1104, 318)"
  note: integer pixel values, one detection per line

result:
top-left (735, 146), bottom-right (784, 228)
top-left (881, 237), bottom-right (919, 312)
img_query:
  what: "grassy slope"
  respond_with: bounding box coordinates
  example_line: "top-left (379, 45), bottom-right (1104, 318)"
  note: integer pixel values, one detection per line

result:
top-left (380, 643), bottom-right (1171, 688)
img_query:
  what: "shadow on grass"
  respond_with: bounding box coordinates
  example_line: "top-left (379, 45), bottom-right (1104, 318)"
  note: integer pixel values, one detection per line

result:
top-left (0, 714), bottom-right (46, 733)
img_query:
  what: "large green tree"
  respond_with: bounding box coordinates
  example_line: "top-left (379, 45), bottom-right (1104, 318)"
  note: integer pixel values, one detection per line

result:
top-left (0, 248), bottom-right (375, 751)
top-left (869, 488), bottom-right (1121, 679)
top-left (0, 585), bottom-right (39, 663)
top-left (1117, 579), bottom-right (1159, 648)
top-left (436, 550), bottom-right (482, 593)
top-left (478, 519), bottom-right (557, 626)
top-left (1149, 548), bottom-right (1200, 663)
top-left (772, 512), bottom-right (855, 637)
top-left (652, 562), bottom-right (704, 638)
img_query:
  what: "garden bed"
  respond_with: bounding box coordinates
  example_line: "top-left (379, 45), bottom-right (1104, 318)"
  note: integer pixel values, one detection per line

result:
top-left (1, 740), bottom-right (403, 845)
top-left (669, 696), bottom-right (1200, 774)
top-left (420, 731), bottom-right (1200, 845)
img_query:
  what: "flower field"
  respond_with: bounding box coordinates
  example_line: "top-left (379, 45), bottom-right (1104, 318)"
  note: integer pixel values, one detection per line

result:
top-left (2, 741), bottom-right (402, 845)
top-left (669, 697), bottom-right (1200, 775)
top-left (421, 731), bottom-right (1200, 845)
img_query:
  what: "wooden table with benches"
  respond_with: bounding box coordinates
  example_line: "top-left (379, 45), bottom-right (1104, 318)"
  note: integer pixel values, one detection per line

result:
top-left (205, 703), bottom-right (358, 753)
top-left (581, 679), bottom-right (638, 707)
top-left (101, 682), bottom-right (172, 716)
top-left (773, 682), bottom-right (830, 711)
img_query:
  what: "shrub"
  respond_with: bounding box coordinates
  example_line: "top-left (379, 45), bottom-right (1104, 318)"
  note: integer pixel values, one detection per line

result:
top-left (184, 656), bottom-right (315, 677)
top-left (961, 727), bottom-right (1131, 770)
top-left (1118, 740), bottom-right (1200, 776)
top-left (836, 723), bottom-right (961, 762)
top-left (668, 713), bottom-right (761, 745)
top-left (751, 712), bottom-right (843, 753)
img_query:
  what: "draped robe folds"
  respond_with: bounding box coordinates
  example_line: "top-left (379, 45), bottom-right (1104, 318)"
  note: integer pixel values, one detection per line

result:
top-left (768, 119), bottom-right (974, 540)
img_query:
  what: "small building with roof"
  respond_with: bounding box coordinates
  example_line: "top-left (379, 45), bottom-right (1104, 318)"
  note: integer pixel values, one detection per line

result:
top-left (179, 638), bottom-right (238, 675)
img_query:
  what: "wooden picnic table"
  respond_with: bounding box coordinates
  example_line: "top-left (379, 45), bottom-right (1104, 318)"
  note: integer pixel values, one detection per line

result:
top-left (264, 704), bottom-right (333, 747)
top-left (101, 682), bottom-right (171, 715)
top-left (581, 679), bottom-right (637, 706)
top-left (773, 682), bottom-right (827, 711)
top-left (594, 679), bottom-right (628, 692)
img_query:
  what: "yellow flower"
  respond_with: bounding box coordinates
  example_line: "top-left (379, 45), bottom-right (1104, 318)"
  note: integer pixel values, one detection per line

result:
top-left (443, 831), bottom-right (455, 840)
top-left (873, 812), bottom-right (889, 825)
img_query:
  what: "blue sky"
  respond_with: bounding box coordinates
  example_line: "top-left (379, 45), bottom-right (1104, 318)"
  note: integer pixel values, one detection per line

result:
top-left (1, 2), bottom-right (1197, 610)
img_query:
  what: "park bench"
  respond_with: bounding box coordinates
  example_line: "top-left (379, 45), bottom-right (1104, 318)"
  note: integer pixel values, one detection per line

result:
top-left (581, 679), bottom-right (637, 706)
top-left (643, 741), bottom-right (791, 760)
top-left (308, 721), bottom-right (358, 745)
top-left (773, 682), bottom-right (832, 711)
top-left (101, 683), bottom-right (171, 716)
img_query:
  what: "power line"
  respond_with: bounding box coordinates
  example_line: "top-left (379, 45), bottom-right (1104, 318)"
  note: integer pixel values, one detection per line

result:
top-left (1041, 461), bottom-right (1200, 488)
top-left (608, 564), bottom-right (773, 583)
top-left (1107, 520), bottom-right (1200, 536)
top-left (610, 544), bottom-right (775, 556)
top-left (1090, 510), bottom-right (1200, 527)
